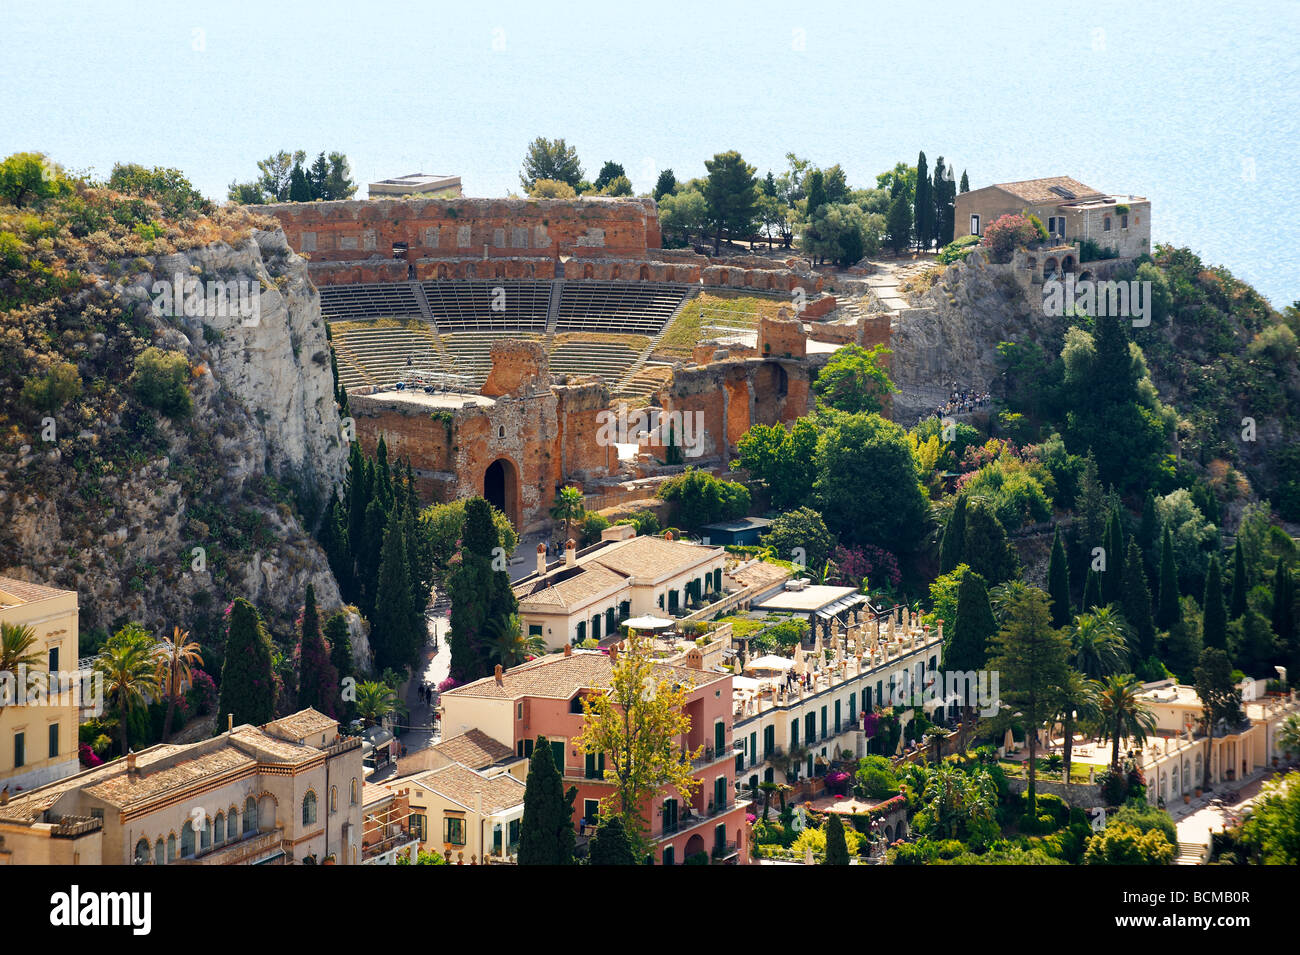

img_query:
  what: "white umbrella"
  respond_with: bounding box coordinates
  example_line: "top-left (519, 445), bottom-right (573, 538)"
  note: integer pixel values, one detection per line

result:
top-left (623, 615), bottom-right (675, 632)
top-left (748, 654), bottom-right (795, 672)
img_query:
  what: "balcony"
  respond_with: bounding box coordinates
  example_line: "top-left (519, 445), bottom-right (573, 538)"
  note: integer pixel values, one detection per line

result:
top-left (659, 798), bottom-right (750, 839)
top-left (690, 744), bottom-right (735, 770)
top-left (363, 826), bottom-right (418, 862)
top-left (170, 828), bottom-right (286, 866)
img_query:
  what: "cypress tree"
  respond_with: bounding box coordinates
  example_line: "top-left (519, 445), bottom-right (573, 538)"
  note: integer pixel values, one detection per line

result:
top-left (1082, 567), bottom-right (1101, 613)
top-left (961, 500), bottom-right (1018, 585)
top-left (373, 514), bottom-right (421, 673)
top-left (1156, 525), bottom-right (1182, 630)
top-left (324, 611), bottom-right (356, 724)
top-left (297, 584), bottom-right (340, 717)
top-left (448, 497), bottom-right (518, 683)
top-left (805, 169), bottom-right (827, 220)
top-left (375, 434), bottom-right (393, 509)
top-left (939, 496), bottom-right (967, 574)
top-left (824, 813), bottom-right (850, 865)
top-left (218, 598), bottom-right (276, 727)
top-left (959, 169), bottom-right (969, 193)
top-left (1271, 557), bottom-right (1296, 646)
top-left (358, 495), bottom-right (389, 619)
top-left (346, 445), bottom-right (370, 578)
top-left (1101, 508), bottom-right (1126, 607)
top-left (588, 815), bottom-right (636, 866)
top-left (931, 157), bottom-right (946, 249)
top-left (1121, 537), bottom-right (1156, 661)
top-left (519, 738), bottom-right (576, 865)
top-left (1136, 489), bottom-right (1159, 579)
top-left (1202, 554), bottom-right (1227, 651)
top-left (1048, 526), bottom-right (1072, 628)
top-left (1229, 541), bottom-right (1248, 620)
top-left (914, 152), bottom-right (931, 252)
top-left (945, 570), bottom-right (996, 672)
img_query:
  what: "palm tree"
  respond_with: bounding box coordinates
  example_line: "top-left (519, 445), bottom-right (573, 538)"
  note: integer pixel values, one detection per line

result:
top-left (0, 622), bottom-right (43, 720)
top-left (1067, 609), bottom-right (1131, 678)
top-left (355, 680), bottom-right (405, 728)
top-left (549, 486), bottom-right (586, 545)
top-left (93, 624), bottom-right (162, 758)
top-left (156, 627), bottom-right (203, 742)
top-left (988, 581), bottom-right (1032, 626)
top-left (1095, 674), bottom-right (1157, 770)
top-left (757, 781), bottom-right (779, 821)
top-left (1049, 670), bottom-right (1101, 786)
top-left (486, 614), bottom-right (546, 667)
top-left (1278, 713), bottom-right (1300, 760)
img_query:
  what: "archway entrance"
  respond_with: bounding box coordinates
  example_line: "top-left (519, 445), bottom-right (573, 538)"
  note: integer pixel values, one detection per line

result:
top-left (484, 458), bottom-right (521, 530)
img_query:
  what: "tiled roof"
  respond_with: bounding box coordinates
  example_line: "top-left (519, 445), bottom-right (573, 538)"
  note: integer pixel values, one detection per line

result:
top-left (730, 560), bottom-right (790, 590)
top-left (588, 535), bottom-right (719, 579)
top-left (990, 176), bottom-right (1105, 204)
top-left (431, 730), bottom-right (515, 770)
top-left (442, 649), bottom-right (730, 702)
top-left (82, 748), bottom-right (257, 810)
top-left (0, 575), bottom-right (74, 606)
top-left (514, 563), bottom-right (627, 610)
top-left (416, 764), bottom-right (526, 815)
top-left (361, 782), bottom-right (394, 810)
top-left (265, 708), bottom-right (338, 741)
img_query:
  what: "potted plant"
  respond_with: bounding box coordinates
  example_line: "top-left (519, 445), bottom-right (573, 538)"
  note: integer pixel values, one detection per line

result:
top-left (1183, 792), bottom-right (1191, 804)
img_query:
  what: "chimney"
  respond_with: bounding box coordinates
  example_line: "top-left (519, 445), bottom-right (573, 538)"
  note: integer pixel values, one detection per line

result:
top-left (494, 664), bottom-right (504, 686)
top-left (227, 713), bottom-right (234, 734)
top-left (536, 542), bottom-right (547, 576)
top-left (609, 643), bottom-right (619, 663)
top-left (564, 539), bottom-right (576, 568)
top-left (563, 644), bottom-right (572, 658)
top-left (126, 750), bottom-right (137, 774)
top-left (664, 531), bottom-right (674, 541)
top-left (1, 787), bottom-right (9, 806)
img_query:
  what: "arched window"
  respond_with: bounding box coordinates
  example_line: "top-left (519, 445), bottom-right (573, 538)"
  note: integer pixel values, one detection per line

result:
top-left (303, 791), bottom-right (318, 826)
top-left (199, 815), bottom-right (212, 852)
top-left (245, 797), bottom-right (257, 834)
top-left (350, 778), bottom-right (359, 806)
top-left (1103, 215), bottom-right (1112, 231)
top-left (154, 838), bottom-right (165, 866)
top-left (230, 806), bottom-right (239, 837)
top-left (214, 811), bottom-right (225, 844)
top-left (330, 786), bottom-right (338, 814)
top-left (258, 794), bottom-right (275, 832)
top-left (134, 838), bottom-right (150, 865)
top-left (167, 834), bottom-right (176, 862)
top-left (181, 824), bottom-right (196, 859)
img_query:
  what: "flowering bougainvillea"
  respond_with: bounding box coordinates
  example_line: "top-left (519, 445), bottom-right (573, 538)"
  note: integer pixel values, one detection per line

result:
top-left (831, 544), bottom-right (902, 588)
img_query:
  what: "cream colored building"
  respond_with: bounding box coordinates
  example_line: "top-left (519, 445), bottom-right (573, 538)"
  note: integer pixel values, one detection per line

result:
top-left (386, 762), bottom-right (526, 864)
top-left (367, 173), bottom-right (462, 199)
top-left (0, 576), bottom-right (81, 792)
top-left (0, 708), bottom-right (363, 865)
top-left (513, 528), bottom-right (727, 650)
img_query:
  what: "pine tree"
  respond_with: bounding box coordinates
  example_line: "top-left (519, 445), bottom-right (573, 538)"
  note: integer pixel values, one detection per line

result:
top-left (588, 815), bottom-right (636, 865)
top-left (805, 169), bottom-right (826, 220)
top-left (939, 496), bottom-right (967, 574)
top-left (1048, 526), bottom-right (1072, 628)
top-left (1121, 537), bottom-right (1156, 661)
top-left (1272, 557), bottom-right (1296, 647)
top-left (1202, 554), bottom-right (1227, 651)
top-left (218, 598), bottom-right (276, 727)
top-left (297, 584), bottom-right (340, 717)
top-left (1082, 567), bottom-right (1101, 613)
top-left (1156, 525), bottom-right (1183, 631)
top-left (914, 152), bottom-right (931, 252)
top-left (945, 570), bottom-right (996, 672)
top-left (824, 814), bottom-right (850, 865)
top-left (1101, 507), bottom-right (1126, 607)
top-left (1229, 541), bottom-right (1248, 620)
top-left (518, 738), bottom-right (576, 865)
top-left (959, 169), bottom-right (969, 193)
top-left (372, 514), bottom-right (420, 674)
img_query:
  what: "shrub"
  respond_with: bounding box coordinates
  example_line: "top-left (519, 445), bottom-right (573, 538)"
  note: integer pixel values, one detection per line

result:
top-left (21, 361), bottom-right (82, 413)
top-left (937, 234), bottom-right (981, 264)
top-left (980, 214), bottom-right (1041, 263)
top-left (1111, 800), bottom-right (1177, 845)
top-left (132, 346), bottom-right (192, 416)
top-left (854, 755), bottom-right (900, 798)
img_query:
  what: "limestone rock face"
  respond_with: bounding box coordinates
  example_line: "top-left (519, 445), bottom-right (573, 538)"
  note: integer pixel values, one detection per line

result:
top-left (0, 228), bottom-right (357, 665)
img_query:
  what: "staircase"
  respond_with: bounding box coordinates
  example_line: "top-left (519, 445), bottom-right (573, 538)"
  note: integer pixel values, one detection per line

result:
top-left (1175, 841), bottom-right (1208, 865)
top-left (615, 287), bottom-right (697, 396)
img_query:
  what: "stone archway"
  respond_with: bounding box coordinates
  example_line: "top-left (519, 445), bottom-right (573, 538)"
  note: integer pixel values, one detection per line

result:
top-left (483, 457), bottom-right (521, 530)
top-left (684, 833), bottom-right (705, 860)
top-left (1062, 254), bottom-right (1076, 273)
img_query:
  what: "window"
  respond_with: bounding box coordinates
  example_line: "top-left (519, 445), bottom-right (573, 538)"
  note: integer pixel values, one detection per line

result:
top-left (662, 845), bottom-right (675, 866)
top-left (1103, 215), bottom-right (1112, 231)
top-left (551, 740), bottom-right (565, 775)
top-left (508, 818), bottom-right (520, 848)
top-left (134, 838), bottom-right (150, 865)
top-left (48, 646), bottom-right (59, 673)
top-left (763, 726), bottom-right (774, 760)
top-left (303, 791), bottom-right (318, 826)
top-left (790, 719), bottom-right (799, 748)
top-left (410, 813), bottom-right (427, 842)
top-left (584, 751), bottom-right (606, 779)
top-left (13, 732), bottom-right (24, 768)
top-left (48, 722), bottom-right (59, 758)
top-left (849, 695), bottom-right (856, 724)
top-left (1048, 215), bottom-right (1066, 239)
top-left (1121, 213), bottom-right (1129, 229)
top-left (805, 712), bottom-right (816, 745)
top-left (229, 807), bottom-right (239, 837)
top-left (330, 786), bottom-right (337, 814)
top-left (167, 834), bottom-right (176, 862)
top-left (714, 776), bottom-right (727, 810)
top-left (970, 214), bottom-right (980, 235)
top-left (200, 816), bottom-right (211, 852)
top-left (154, 839), bottom-right (164, 866)
top-left (181, 824), bottom-right (196, 858)
top-left (444, 816), bottom-right (466, 845)
top-left (576, 621), bottom-right (586, 643)
top-left (591, 614), bottom-right (601, 640)
top-left (584, 799), bottom-right (600, 824)
top-left (834, 700), bottom-right (841, 734)
top-left (351, 778), bottom-right (358, 805)
top-left (214, 811), bottom-right (225, 844)
top-left (714, 721), bottom-right (725, 754)
top-left (493, 823), bottom-right (503, 854)
top-left (820, 707), bottom-right (827, 740)
top-left (244, 797), bottom-right (256, 834)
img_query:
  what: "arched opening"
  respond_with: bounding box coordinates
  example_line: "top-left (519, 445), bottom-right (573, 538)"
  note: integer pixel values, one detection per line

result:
top-left (1061, 254), bottom-right (1076, 273)
top-left (437, 263), bottom-right (449, 280)
top-left (611, 265), bottom-right (622, 279)
top-left (639, 265), bottom-right (650, 281)
top-left (583, 264), bottom-right (594, 280)
top-left (1078, 269), bottom-right (1094, 282)
top-left (684, 833), bottom-right (705, 860)
top-left (484, 458), bottom-right (521, 530)
top-left (494, 263), bottom-right (505, 278)
top-left (135, 838), bottom-right (150, 865)
top-left (1044, 257), bottom-right (1059, 279)
top-left (258, 794), bottom-right (276, 832)
top-left (464, 262), bottom-right (477, 278)
top-left (718, 269), bottom-right (729, 285)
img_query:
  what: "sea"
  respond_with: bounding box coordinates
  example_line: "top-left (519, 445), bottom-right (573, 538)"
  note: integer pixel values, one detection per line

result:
top-left (2, 0), bottom-right (1297, 306)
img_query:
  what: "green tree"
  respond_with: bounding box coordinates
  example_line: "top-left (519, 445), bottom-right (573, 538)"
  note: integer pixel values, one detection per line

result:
top-left (1202, 554), bottom-right (1228, 651)
top-left (94, 624), bottom-right (162, 758)
top-left (218, 599), bottom-right (275, 728)
top-left (520, 137), bottom-right (584, 191)
top-left (1083, 821), bottom-right (1175, 865)
top-left (945, 570), bottom-right (995, 672)
top-left (447, 498), bottom-right (519, 683)
top-left (1193, 646), bottom-right (1241, 791)
top-left (1121, 537), bottom-right (1156, 660)
top-left (1229, 540), bottom-right (1248, 620)
top-left (588, 815), bottom-right (637, 865)
top-left (653, 169), bottom-right (676, 201)
top-left (1067, 608), bottom-right (1130, 678)
top-left (939, 496), bottom-right (967, 575)
top-left (804, 168), bottom-right (827, 221)
top-left (158, 626), bottom-right (203, 742)
top-left (297, 584), bottom-right (340, 718)
top-left (657, 188), bottom-right (708, 244)
top-left (354, 680), bottom-right (403, 727)
top-left (0, 622), bottom-right (43, 722)
top-left (1051, 669), bottom-right (1101, 786)
top-left (913, 152), bottom-right (931, 252)
top-left (812, 344), bottom-right (897, 415)
top-left (885, 193), bottom-right (911, 254)
top-left (518, 736), bottom-right (577, 865)
top-left (0, 152), bottom-right (73, 207)
top-left (703, 150), bottom-right (759, 254)
top-left (1271, 557), bottom-right (1296, 649)
top-left (1239, 770), bottom-right (1300, 864)
top-left (550, 486), bottom-right (586, 544)
top-left (823, 813), bottom-right (850, 865)
top-left (1136, 489), bottom-right (1160, 578)
top-left (734, 418), bottom-right (818, 511)
top-left (762, 507), bottom-right (834, 578)
top-left (656, 469), bottom-right (750, 530)
top-left (959, 170), bottom-right (969, 193)
top-left (324, 612), bottom-right (355, 723)
top-left (371, 507), bottom-right (422, 673)
top-left (960, 499), bottom-right (1019, 586)
top-left (1101, 508), bottom-right (1126, 607)
top-left (988, 587), bottom-right (1070, 815)
top-left (1156, 525), bottom-right (1183, 630)
top-left (1095, 673), bottom-right (1158, 772)
top-left (132, 347), bottom-right (192, 417)
top-left (107, 163), bottom-right (210, 218)
top-left (1048, 526), bottom-right (1072, 628)
top-left (593, 161), bottom-right (626, 192)
top-left (1082, 567), bottom-right (1101, 614)
top-left (574, 633), bottom-right (700, 851)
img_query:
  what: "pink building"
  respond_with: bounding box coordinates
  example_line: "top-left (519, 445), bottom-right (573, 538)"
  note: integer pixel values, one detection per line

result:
top-left (440, 646), bottom-right (749, 865)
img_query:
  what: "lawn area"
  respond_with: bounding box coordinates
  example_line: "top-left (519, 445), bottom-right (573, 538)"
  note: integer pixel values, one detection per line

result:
top-left (656, 292), bottom-right (790, 359)
top-left (998, 759), bottom-right (1097, 784)
top-left (715, 614), bottom-right (766, 639)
